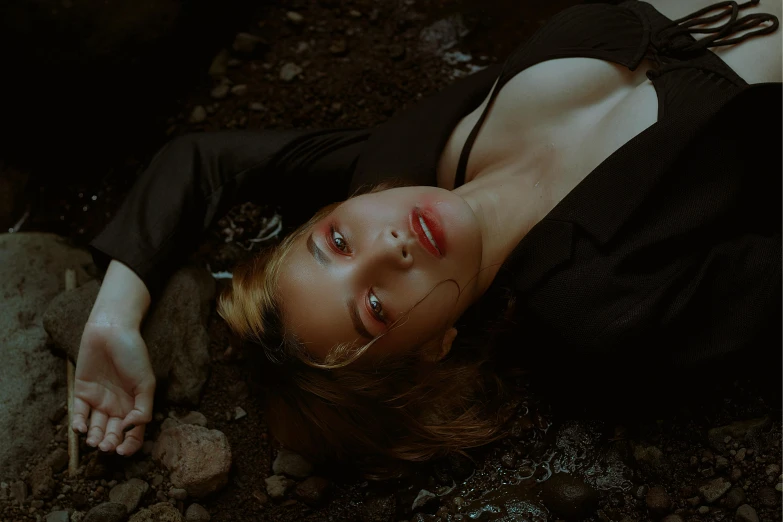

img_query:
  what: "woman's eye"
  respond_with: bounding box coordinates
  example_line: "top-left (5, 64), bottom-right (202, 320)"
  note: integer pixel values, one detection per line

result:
top-left (330, 227), bottom-right (349, 253)
top-left (368, 291), bottom-right (386, 323)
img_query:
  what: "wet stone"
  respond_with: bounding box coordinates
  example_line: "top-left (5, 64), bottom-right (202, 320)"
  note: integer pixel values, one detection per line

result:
top-left (735, 504), bottom-right (759, 522)
top-left (541, 472), bottom-right (599, 520)
top-left (645, 486), bottom-right (671, 515)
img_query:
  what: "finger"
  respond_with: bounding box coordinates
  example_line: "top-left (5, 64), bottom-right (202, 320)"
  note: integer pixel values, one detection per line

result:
top-left (72, 396), bottom-right (91, 434)
top-left (121, 378), bottom-right (155, 432)
top-left (86, 410), bottom-right (109, 447)
top-left (99, 417), bottom-right (124, 452)
top-left (116, 424), bottom-right (146, 457)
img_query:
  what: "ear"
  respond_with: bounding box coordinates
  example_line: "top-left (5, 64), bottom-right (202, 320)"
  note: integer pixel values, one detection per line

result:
top-left (421, 327), bottom-right (458, 363)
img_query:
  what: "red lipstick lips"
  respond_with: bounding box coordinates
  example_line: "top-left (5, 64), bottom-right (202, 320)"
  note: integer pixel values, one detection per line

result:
top-left (411, 207), bottom-right (446, 258)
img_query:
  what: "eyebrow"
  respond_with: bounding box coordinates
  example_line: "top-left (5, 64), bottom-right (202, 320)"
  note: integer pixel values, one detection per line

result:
top-left (306, 232), bottom-right (372, 340)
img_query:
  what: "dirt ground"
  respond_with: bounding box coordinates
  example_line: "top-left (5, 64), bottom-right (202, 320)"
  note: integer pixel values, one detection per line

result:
top-left (2, 0), bottom-right (781, 521)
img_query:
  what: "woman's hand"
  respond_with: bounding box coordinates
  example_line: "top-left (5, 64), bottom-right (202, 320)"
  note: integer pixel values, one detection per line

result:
top-left (71, 260), bottom-right (153, 456)
top-left (72, 323), bottom-right (155, 455)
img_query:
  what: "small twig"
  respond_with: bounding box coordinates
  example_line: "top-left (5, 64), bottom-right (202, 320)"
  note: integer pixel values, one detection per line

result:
top-left (65, 269), bottom-right (79, 478)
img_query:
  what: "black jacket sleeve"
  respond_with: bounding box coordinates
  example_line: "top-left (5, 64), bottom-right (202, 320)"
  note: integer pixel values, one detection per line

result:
top-left (89, 128), bottom-right (369, 294)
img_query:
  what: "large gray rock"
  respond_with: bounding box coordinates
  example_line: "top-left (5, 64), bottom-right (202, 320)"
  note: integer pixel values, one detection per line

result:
top-left (0, 233), bottom-right (94, 479)
top-left (43, 265), bottom-right (215, 404)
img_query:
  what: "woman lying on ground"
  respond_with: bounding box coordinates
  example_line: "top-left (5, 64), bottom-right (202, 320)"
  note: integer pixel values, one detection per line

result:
top-left (71, 0), bottom-right (781, 477)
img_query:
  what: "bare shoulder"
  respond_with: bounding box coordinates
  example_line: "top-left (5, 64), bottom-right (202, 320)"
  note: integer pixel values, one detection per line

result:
top-left (643, 0), bottom-right (782, 84)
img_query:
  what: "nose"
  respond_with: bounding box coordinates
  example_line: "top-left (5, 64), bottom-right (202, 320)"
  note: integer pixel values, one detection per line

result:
top-left (371, 227), bottom-right (413, 269)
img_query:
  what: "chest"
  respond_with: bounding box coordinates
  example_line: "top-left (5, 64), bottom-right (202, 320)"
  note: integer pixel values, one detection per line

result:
top-left (437, 57), bottom-right (659, 214)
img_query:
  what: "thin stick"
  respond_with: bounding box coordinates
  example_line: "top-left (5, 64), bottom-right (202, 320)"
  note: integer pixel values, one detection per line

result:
top-left (65, 269), bottom-right (79, 478)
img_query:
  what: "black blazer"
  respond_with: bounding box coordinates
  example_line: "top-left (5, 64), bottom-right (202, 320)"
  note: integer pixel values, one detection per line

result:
top-left (90, 68), bottom-right (781, 375)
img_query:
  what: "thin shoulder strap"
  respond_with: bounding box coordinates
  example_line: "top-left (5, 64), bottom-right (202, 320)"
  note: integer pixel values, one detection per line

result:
top-left (454, 61), bottom-right (513, 188)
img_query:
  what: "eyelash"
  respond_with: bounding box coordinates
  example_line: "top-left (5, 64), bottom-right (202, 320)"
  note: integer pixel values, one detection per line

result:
top-left (328, 224), bottom-right (387, 325)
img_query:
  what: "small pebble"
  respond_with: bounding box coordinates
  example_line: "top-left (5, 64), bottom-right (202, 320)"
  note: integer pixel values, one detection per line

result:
top-left (735, 504), bottom-right (759, 522)
top-left (287, 11), bottom-right (304, 24)
top-left (234, 407), bottom-right (247, 420)
top-left (231, 84), bottom-right (248, 96)
top-left (168, 488), bottom-right (187, 500)
top-left (697, 506), bottom-right (709, 514)
top-left (189, 106), bottom-right (207, 123)
top-left (210, 84), bottom-right (230, 100)
top-left (185, 503), bottom-right (211, 522)
top-left (735, 448), bottom-right (747, 461)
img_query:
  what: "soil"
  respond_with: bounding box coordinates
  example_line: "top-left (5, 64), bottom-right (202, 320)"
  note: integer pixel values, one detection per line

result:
top-left (1, 0), bottom-right (780, 521)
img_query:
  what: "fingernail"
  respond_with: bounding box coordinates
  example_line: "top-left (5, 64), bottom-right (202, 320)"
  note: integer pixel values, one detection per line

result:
top-left (116, 448), bottom-right (125, 456)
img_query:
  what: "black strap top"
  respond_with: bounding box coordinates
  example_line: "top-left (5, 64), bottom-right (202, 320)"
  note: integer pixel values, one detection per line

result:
top-left (452, 0), bottom-right (779, 188)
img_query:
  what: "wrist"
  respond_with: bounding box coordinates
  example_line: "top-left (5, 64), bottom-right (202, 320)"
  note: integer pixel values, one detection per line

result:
top-left (88, 260), bottom-right (151, 328)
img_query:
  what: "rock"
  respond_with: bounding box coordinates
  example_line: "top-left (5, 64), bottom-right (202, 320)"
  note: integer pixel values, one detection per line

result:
top-left (167, 487), bottom-right (187, 500)
top-left (279, 63), bottom-right (302, 82)
top-left (633, 445), bottom-right (670, 477)
top-left (43, 265), bottom-right (215, 405)
top-left (724, 487), bottom-right (747, 509)
top-left (109, 479), bottom-right (149, 513)
top-left (730, 468), bottom-right (743, 482)
top-left (756, 486), bottom-right (778, 507)
top-left (128, 502), bottom-right (183, 522)
top-left (30, 463), bottom-right (55, 499)
top-left (699, 477), bottom-right (732, 503)
top-left (735, 504), bottom-right (759, 522)
top-left (272, 449), bottom-right (312, 478)
top-left (208, 50), bottom-right (230, 77)
top-left (735, 448), bottom-right (747, 461)
top-left (418, 14), bottom-right (469, 55)
top-left (707, 417), bottom-right (770, 453)
top-left (660, 516), bottom-right (684, 522)
top-left (83, 502), bottom-right (128, 522)
top-left (295, 476), bottom-right (330, 505)
top-left (45, 448), bottom-right (69, 473)
top-left (329, 39), bottom-right (348, 56)
top-left (0, 233), bottom-right (92, 477)
top-left (540, 473), bottom-right (599, 520)
top-left (174, 411), bottom-right (207, 427)
top-left (230, 84), bottom-right (247, 96)
top-left (645, 486), bottom-right (671, 515)
top-left (152, 424), bottom-right (231, 497)
top-left (233, 406), bottom-right (247, 420)
top-left (188, 106), bottom-right (207, 124)
top-left (286, 11), bottom-right (304, 24)
top-left (360, 494), bottom-right (396, 522)
top-left (411, 489), bottom-right (437, 511)
top-left (233, 33), bottom-right (264, 54)
top-left (184, 503), bottom-right (210, 522)
top-left (250, 103), bottom-right (265, 112)
top-left (265, 475), bottom-right (294, 499)
top-left (209, 84), bottom-right (230, 100)
top-left (160, 418), bottom-right (180, 432)
top-left (46, 511), bottom-right (70, 522)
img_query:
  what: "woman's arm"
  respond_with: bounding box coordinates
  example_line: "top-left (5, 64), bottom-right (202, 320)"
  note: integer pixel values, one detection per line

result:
top-left (91, 128), bottom-right (369, 294)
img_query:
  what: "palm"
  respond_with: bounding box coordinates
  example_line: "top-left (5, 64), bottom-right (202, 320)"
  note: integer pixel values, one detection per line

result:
top-left (72, 324), bottom-right (155, 456)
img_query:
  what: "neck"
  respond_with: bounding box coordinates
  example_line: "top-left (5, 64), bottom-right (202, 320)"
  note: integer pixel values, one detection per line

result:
top-left (453, 167), bottom-right (547, 299)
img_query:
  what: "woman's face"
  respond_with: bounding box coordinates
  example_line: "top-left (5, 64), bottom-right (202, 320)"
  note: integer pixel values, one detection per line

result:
top-left (277, 186), bottom-right (484, 361)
